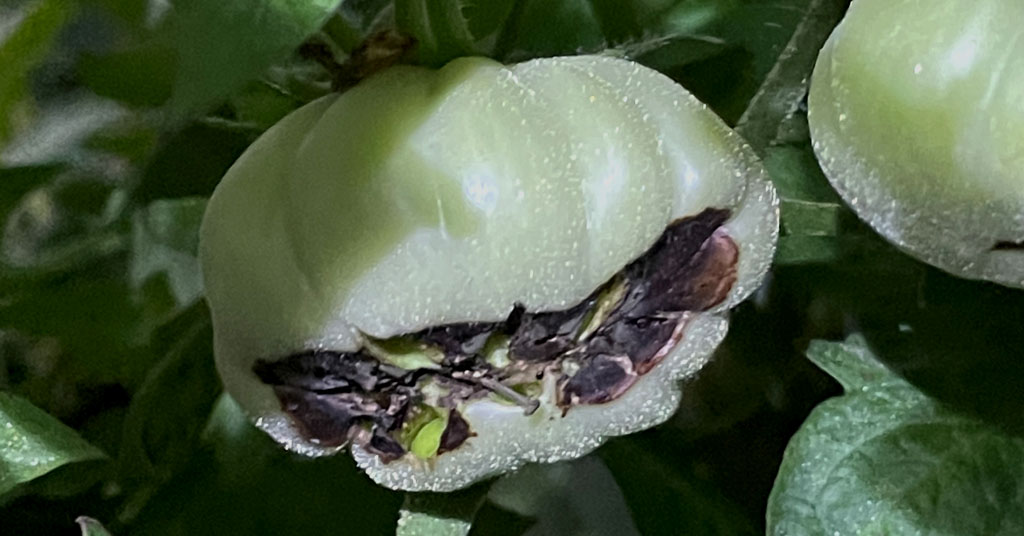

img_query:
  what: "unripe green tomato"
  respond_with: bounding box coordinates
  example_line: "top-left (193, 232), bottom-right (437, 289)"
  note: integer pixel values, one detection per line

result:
top-left (809, 0), bottom-right (1024, 287)
top-left (199, 55), bottom-right (778, 491)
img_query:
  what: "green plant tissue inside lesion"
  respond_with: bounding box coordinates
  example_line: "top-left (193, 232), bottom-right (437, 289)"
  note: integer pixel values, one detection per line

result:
top-left (253, 207), bottom-right (740, 463)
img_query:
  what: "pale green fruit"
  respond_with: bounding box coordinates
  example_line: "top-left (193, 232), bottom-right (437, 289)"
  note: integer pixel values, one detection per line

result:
top-left (199, 55), bottom-right (778, 491)
top-left (809, 0), bottom-right (1024, 287)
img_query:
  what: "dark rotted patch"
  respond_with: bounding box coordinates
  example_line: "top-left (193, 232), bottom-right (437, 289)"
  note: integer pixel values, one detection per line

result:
top-left (417, 322), bottom-right (499, 368)
top-left (438, 409), bottom-right (473, 454)
top-left (509, 296), bottom-right (596, 362)
top-left (586, 316), bottom-right (679, 373)
top-left (553, 208), bottom-right (737, 398)
top-left (253, 350), bottom-right (405, 393)
top-left (613, 207), bottom-right (732, 317)
top-left (992, 240), bottom-right (1024, 251)
top-left (270, 387), bottom-right (373, 447)
top-left (562, 354), bottom-right (636, 405)
top-left (576, 215), bottom-right (740, 377)
top-left (254, 352), bottom-right (419, 456)
top-left (368, 429), bottom-right (407, 462)
top-left (252, 207), bottom-right (740, 462)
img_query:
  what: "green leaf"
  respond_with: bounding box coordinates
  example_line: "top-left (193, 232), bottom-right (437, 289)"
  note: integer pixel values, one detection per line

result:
top-left (257, 53), bottom-right (335, 105)
top-left (463, 0), bottom-right (519, 45)
top-left (656, 0), bottom-right (814, 123)
top-left (115, 301), bottom-right (219, 518)
top-left (769, 336), bottom-right (1024, 536)
top-left (396, 0), bottom-right (518, 66)
top-left (778, 200), bottom-right (842, 237)
top-left (600, 435), bottom-right (759, 536)
top-left (127, 394), bottom-right (400, 535)
top-left (805, 335), bottom-right (906, 392)
top-left (0, 391), bottom-right (106, 498)
top-left (0, 269), bottom-right (167, 389)
top-left (0, 0), bottom-right (74, 147)
top-left (397, 484), bottom-right (488, 536)
top-left (499, 0), bottom-right (612, 60)
top-left (130, 198), bottom-right (207, 307)
top-left (164, 0), bottom-right (342, 119)
top-left (224, 82), bottom-right (303, 133)
top-left (78, 41), bottom-right (178, 108)
top-left (0, 172), bottom-right (127, 283)
top-left (136, 122), bottom-right (254, 201)
top-left (396, 0), bottom-right (476, 65)
top-left (328, 1), bottom-right (390, 51)
top-left (856, 271), bottom-right (1024, 434)
top-left (84, 0), bottom-right (342, 120)
top-left (486, 457), bottom-right (641, 536)
top-left (76, 516), bottom-right (113, 536)
top-left (774, 234), bottom-right (843, 265)
top-left (763, 142), bottom-right (894, 264)
top-left (1, 94), bottom-right (133, 168)
top-left (764, 144), bottom-right (841, 205)
top-left (0, 164), bottom-right (64, 223)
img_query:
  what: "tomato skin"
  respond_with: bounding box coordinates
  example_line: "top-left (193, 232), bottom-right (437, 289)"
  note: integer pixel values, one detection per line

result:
top-left (200, 55), bottom-right (778, 491)
top-left (809, 0), bottom-right (1024, 287)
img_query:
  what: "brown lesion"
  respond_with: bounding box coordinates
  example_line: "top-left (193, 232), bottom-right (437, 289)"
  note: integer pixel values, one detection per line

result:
top-left (253, 208), bottom-right (740, 462)
top-left (991, 240), bottom-right (1024, 251)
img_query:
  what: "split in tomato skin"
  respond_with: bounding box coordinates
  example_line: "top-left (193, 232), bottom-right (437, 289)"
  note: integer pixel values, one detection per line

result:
top-left (200, 53), bottom-right (779, 491)
top-left (253, 208), bottom-right (740, 462)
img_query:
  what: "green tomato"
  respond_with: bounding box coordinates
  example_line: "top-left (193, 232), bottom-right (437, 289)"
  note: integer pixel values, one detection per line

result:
top-left (809, 0), bottom-right (1024, 287)
top-left (199, 55), bottom-right (778, 491)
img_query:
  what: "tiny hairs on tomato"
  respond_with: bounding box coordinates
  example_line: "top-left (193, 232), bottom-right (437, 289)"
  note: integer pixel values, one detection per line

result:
top-left (808, 0), bottom-right (1024, 288)
top-left (199, 55), bottom-right (779, 492)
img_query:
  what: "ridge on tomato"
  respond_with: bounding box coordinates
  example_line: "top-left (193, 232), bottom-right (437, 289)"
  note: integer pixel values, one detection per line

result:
top-left (199, 55), bottom-right (778, 492)
top-left (809, 0), bottom-right (1024, 288)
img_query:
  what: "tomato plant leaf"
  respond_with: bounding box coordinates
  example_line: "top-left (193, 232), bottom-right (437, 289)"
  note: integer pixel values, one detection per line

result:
top-left (0, 392), bottom-right (106, 498)
top-left (166, 0), bottom-right (342, 120)
top-left (115, 302), bottom-right (219, 521)
top-left (81, 0), bottom-right (341, 121)
top-left (123, 394), bottom-right (398, 534)
top-left (395, 0), bottom-right (473, 65)
top-left (0, 0), bottom-right (74, 148)
top-left (135, 121), bottom-right (255, 203)
top-left (769, 335), bottom-right (1024, 535)
top-left (330, 0), bottom-right (392, 51)
top-left (486, 456), bottom-right (641, 536)
top-left (396, 0), bottom-right (518, 66)
top-left (856, 270), bottom-right (1024, 435)
top-left (498, 0), bottom-right (616, 60)
top-left (130, 198), bottom-right (206, 308)
top-left (601, 435), bottom-right (759, 536)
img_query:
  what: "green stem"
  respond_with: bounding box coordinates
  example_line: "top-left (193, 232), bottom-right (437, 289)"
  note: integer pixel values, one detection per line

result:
top-left (734, 0), bottom-right (848, 156)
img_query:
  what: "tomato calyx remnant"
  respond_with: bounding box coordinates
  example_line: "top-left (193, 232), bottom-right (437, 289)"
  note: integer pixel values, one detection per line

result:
top-left (252, 208), bottom-right (739, 463)
top-left (299, 30), bottom-right (417, 91)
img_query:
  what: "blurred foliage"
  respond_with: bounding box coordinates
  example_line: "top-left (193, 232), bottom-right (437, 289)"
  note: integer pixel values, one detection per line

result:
top-left (1, 0), bottom-right (1022, 534)
top-left (769, 336), bottom-right (1024, 535)
top-left (0, 391), bottom-right (107, 500)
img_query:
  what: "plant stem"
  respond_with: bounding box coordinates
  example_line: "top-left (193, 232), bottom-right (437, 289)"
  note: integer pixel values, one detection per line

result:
top-left (734, 0), bottom-right (848, 156)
